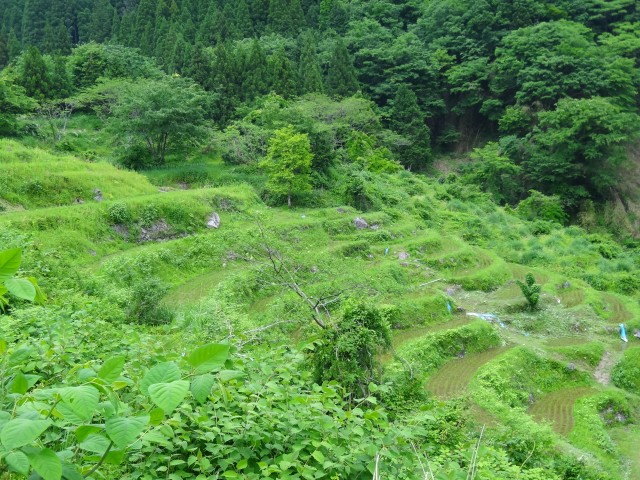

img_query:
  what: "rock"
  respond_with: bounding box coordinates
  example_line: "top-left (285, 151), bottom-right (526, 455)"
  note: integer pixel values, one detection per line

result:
top-left (336, 207), bottom-right (346, 213)
top-left (446, 285), bottom-right (462, 296)
top-left (74, 198), bottom-right (84, 204)
top-left (310, 266), bottom-right (319, 273)
top-left (93, 188), bottom-right (103, 201)
top-left (367, 254), bottom-right (374, 260)
top-left (354, 217), bottom-right (368, 229)
top-left (398, 251), bottom-right (410, 260)
top-left (111, 224), bottom-right (129, 240)
top-left (634, 329), bottom-right (640, 339)
top-left (456, 306), bottom-right (466, 314)
top-left (207, 212), bottom-right (221, 229)
top-left (370, 224), bottom-right (380, 230)
top-left (88, 250), bottom-right (97, 256)
top-left (139, 219), bottom-right (170, 242)
top-left (566, 363), bottom-right (576, 372)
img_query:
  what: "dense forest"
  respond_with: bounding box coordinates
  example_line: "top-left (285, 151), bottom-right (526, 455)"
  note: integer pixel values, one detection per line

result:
top-left (1, 1), bottom-right (640, 479)
top-left (1, 0), bottom-right (639, 220)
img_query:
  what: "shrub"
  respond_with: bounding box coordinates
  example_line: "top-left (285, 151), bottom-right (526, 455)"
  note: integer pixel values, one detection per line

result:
top-left (127, 278), bottom-right (174, 325)
top-left (107, 201), bottom-right (132, 224)
top-left (516, 273), bottom-right (541, 310)
top-left (611, 347), bottom-right (640, 395)
top-left (312, 301), bottom-right (391, 399)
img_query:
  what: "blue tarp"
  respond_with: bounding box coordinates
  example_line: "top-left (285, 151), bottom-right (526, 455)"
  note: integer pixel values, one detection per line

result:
top-left (620, 323), bottom-right (628, 342)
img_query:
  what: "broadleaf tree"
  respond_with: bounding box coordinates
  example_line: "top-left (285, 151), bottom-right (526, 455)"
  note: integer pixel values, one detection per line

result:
top-left (108, 76), bottom-right (207, 168)
top-left (259, 125), bottom-right (313, 207)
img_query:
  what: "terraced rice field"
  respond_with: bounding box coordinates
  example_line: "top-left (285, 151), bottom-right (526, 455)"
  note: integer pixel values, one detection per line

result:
top-left (558, 289), bottom-right (585, 308)
top-left (426, 346), bottom-right (511, 399)
top-left (380, 316), bottom-right (475, 363)
top-left (508, 264), bottom-right (549, 285)
top-left (163, 268), bottom-right (234, 306)
top-left (601, 293), bottom-right (633, 323)
top-left (528, 386), bottom-right (597, 435)
top-left (544, 337), bottom-right (590, 347)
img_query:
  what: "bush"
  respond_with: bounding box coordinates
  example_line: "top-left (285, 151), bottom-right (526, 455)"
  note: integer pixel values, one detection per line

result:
top-left (611, 347), bottom-right (640, 395)
top-left (312, 301), bottom-right (391, 398)
top-left (127, 278), bottom-right (174, 325)
top-left (516, 273), bottom-right (541, 310)
top-left (107, 201), bottom-right (132, 224)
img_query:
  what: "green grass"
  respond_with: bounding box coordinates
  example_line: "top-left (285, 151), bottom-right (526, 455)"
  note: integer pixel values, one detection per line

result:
top-left (0, 139), bottom-right (158, 210)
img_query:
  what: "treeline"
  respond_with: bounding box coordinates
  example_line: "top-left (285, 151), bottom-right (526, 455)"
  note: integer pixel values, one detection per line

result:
top-left (1, 0), bottom-right (639, 215)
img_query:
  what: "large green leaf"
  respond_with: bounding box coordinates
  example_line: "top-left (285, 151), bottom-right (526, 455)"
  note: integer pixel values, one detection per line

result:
top-left (1, 418), bottom-right (51, 450)
top-left (79, 433), bottom-right (112, 453)
top-left (61, 463), bottom-right (84, 480)
top-left (190, 374), bottom-right (215, 404)
top-left (105, 415), bottom-right (149, 448)
top-left (0, 248), bottom-right (21, 282)
top-left (58, 385), bottom-right (100, 421)
top-left (9, 371), bottom-right (28, 394)
top-left (26, 448), bottom-right (62, 480)
top-left (148, 380), bottom-right (190, 413)
top-left (97, 356), bottom-right (126, 383)
top-left (5, 278), bottom-right (36, 301)
top-left (186, 343), bottom-right (230, 374)
top-left (5, 450), bottom-right (30, 475)
top-left (27, 277), bottom-right (47, 304)
top-left (140, 362), bottom-right (181, 395)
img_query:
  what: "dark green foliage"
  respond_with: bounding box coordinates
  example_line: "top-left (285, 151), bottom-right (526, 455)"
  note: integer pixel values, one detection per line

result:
top-left (108, 76), bottom-right (207, 166)
top-left (68, 43), bottom-right (162, 90)
top-left (326, 39), bottom-right (359, 97)
top-left (388, 84), bottom-right (431, 170)
top-left (313, 301), bottom-right (391, 398)
top-left (513, 190), bottom-right (568, 224)
top-left (516, 273), bottom-right (541, 310)
top-left (524, 97), bottom-right (639, 208)
top-left (17, 46), bottom-right (51, 100)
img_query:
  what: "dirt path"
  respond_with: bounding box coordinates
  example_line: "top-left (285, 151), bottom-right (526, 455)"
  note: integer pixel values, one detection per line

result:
top-left (594, 351), bottom-right (616, 385)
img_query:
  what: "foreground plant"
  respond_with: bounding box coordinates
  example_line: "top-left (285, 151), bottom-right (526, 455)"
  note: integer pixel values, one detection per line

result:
top-left (0, 248), bottom-right (45, 312)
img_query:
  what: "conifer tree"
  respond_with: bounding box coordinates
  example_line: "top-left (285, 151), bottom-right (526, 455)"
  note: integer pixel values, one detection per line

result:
top-left (50, 56), bottom-right (72, 99)
top-left (197, 6), bottom-right (219, 46)
top-left (19, 46), bottom-right (51, 100)
top-left (0, 34), bottom-right (9, 68)
top-left (326, 38), bottom-right (358, 97)
top-left (7, 29), bottom-right (21, 60)
top-left (248, 0), bottom-right (270, 34)
top-left (232, 0), bottom-right (254, 39)
top-left (269, 47), bottom-right (297, 98)
top-left (244, 39), bottom-right (269, 98)
top-left (90, 0), bottom-right (115, 43)
top-left (389, 83), bottom-right (432, 169)
top-left (21, 0), bottom-right (49, 48)
top-left (297, 31), bottom-right (323, 94)
top-left (268, 0), bottom-right (305, 35)
top-left (186, 44), bottom-right (214, 90)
